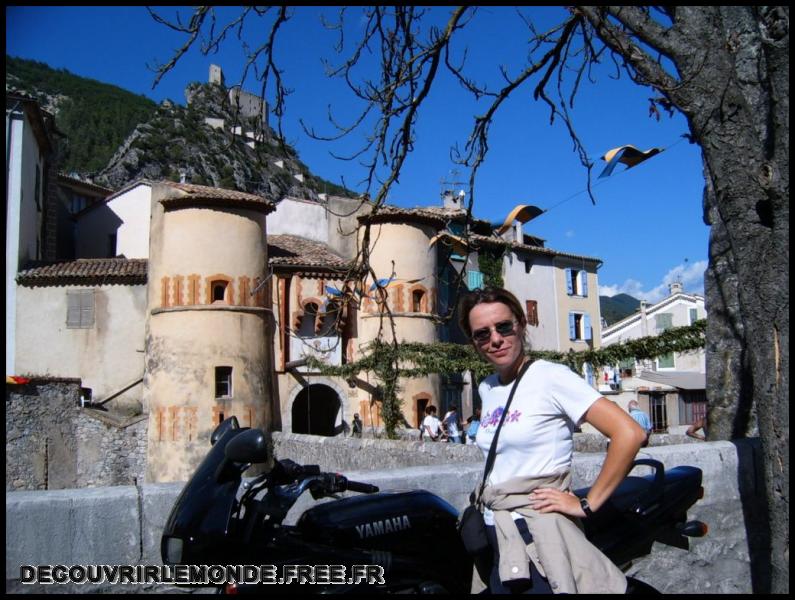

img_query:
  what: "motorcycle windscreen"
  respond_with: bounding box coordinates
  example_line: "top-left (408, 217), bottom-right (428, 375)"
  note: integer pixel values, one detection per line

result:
top-left (161, 427), bottom-right (248, 565)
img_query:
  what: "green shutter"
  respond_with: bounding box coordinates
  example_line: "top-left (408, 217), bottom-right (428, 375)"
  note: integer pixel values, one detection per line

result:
top-left (658, 352), bottom-right (675, 368)
top-left (655, 312), bottom-right (673, 331)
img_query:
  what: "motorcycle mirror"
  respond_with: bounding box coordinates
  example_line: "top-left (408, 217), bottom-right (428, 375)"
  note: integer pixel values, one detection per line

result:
top-left (211, 416), bottom-right (240, 446)
top-left (224, 428), bottom-right (271, 463)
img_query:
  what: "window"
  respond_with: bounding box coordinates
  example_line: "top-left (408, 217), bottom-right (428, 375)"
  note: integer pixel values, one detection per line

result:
top-left (689, 308), bottom-right (699, 324)
top-left (215, 366), bottom-right (233, 398)
top-left (67, 290), bottom-right (95, 328)
top-left (679, 391), bottom-right (707, 425)
top-left (70, 194), bottom-right (88, 214)
top-left (565, 268), bottom-right (588, 297)
top-left (526, 300), bottom-right (539, 327)
top-left (212, 281), bottom-right (228, 303)
top-left (649, 393), bottom-right (668, 432)
top-left (298, 302), bottom-right (320, 337)
top-left (568, 312), bottom-right (592, 341)
top-left (412, 289), bottom-right (425, 313)
top-left (524, 259), bottom-right (532, 274)
top-left (108, 233), bottom-right (117, 257)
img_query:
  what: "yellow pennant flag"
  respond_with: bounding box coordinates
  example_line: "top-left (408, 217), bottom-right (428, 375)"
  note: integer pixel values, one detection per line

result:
top-left (599, 145), bottom-right (663, 178)
top-left (495, 204), bottom-right (544, 236)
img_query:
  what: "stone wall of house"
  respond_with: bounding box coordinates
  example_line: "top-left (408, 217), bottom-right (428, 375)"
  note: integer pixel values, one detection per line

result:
top-left (5, 378), bottom-right (146, 491)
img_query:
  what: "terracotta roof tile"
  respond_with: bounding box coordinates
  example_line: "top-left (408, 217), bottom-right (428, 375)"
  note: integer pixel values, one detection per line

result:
top-left (268, 235), bottom-right (349, 270)
top-left (159, 181), bottom-right (276, 213)
top-left (356, 203), bottom-right (495, 231)
top-left (17, 258), bottom-right (147, 286)
top-left (468, 233), bottom-right (603, 264)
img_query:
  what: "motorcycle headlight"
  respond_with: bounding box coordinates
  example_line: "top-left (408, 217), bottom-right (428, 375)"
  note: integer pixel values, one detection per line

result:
top-left (163, 536), bottom-right (183, 564)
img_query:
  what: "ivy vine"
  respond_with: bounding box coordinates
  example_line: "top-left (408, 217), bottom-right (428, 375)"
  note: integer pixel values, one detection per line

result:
top-left (477, 246), bottom-right (508, 288)
top-left (305, 320), bottom-right (707, 437)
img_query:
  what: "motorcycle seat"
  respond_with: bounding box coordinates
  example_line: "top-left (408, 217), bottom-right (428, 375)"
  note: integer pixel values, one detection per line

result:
top-left (573, 475), bottom-right (652, 513)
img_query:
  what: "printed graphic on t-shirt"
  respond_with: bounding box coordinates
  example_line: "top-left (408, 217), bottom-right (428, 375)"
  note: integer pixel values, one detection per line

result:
top-left (482, 406), bottom-right (522, 428)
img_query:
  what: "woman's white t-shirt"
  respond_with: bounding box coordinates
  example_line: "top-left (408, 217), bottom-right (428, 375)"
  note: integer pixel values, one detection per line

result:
top-left (476, 360), bottom-right (602, 525)
top-left (476, 359), bottom-right (602, 485)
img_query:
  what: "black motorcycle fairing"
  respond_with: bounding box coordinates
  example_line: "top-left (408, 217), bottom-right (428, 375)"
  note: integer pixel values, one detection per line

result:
top-left (295, 490), bottom-right (461, 554)
top-left (161, 426), bottom-right (251, 565)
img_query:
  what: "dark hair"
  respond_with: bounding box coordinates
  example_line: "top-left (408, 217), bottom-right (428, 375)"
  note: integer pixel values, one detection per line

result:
top-left (457, 287), bottom-right (527, 339)
top-left (425, 405), bottom-right (437, 415)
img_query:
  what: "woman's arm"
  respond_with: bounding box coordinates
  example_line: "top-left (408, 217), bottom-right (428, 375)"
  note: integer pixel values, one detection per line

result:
top-left (530, 397), bottom-right (646, 517)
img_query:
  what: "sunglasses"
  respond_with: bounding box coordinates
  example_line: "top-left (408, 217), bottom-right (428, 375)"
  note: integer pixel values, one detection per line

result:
top-left (471, 319), bottom-right (518, 344)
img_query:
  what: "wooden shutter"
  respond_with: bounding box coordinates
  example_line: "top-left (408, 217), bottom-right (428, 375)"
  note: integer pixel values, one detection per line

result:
top-left (580, 270), bottom-right (588, 297)
top-left (689, 308), bottom-right (698, 324)
top-left (67, 292), bottom-right (82, 327)
top-left (67, 290), bottom-right (94, 328)
top-left (80, 291), bottom-right (94, 327)
top-left (565, 269), bottom-right (573, 295)
top-left (525, 300), bottom-right (538, 327)
top-left (584, 314), bottom-right (592, 340)
top-left (568, 313), bottom-right (576, 340)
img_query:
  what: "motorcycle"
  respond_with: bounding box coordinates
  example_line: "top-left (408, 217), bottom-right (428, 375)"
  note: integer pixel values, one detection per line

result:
top-left (161, 416), bottom-right (707, 594)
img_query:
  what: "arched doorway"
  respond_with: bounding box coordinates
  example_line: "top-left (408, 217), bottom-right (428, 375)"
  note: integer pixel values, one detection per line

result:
top-left (291, 384), bottom-right (341, 436)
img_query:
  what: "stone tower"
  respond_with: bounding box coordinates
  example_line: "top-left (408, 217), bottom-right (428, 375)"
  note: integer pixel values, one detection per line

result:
top-left (143, 182), bottom-right (275, 482)
top-left (209, 64), bottom-right (225, 86)
top-left (356, 210), bottom-right (444, 427)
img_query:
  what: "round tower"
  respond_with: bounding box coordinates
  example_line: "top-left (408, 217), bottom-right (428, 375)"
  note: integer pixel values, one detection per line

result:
top-left (356, 209), bottom-right (445, 428)
top-left (144, 182), bottom-right (275, 482)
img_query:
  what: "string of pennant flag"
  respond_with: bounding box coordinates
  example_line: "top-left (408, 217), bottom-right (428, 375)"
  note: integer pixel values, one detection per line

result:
top-left (425, 136), bottom-right (685, 261)
top-left (319, 136), bottom-right (686, 303)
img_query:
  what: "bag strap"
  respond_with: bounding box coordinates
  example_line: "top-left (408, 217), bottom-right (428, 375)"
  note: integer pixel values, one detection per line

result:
top-left (475, 359), bottom-right (532, 503)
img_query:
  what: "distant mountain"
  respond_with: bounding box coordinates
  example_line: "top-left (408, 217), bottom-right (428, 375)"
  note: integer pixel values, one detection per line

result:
top-left (600, 293), bottom-right (641, 326)
top-left (6, 55), bottom-right (158, 174)
top-left (94, 81), bottom-right (353, 200)
top-left (6, 55), bottom-right (355, 200)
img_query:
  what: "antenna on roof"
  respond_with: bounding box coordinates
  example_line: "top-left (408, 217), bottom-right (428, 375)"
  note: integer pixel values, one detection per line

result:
top-left (439, 169), bottom-right (466, 208)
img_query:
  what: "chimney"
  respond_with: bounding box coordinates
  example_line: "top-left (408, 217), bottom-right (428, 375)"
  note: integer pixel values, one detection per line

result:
top-left (514, 221), bottom-right (523, 243)
top-left (441, 189), bottom-right (462, 210)
top-left (640, 300), bottom-right (649, 337)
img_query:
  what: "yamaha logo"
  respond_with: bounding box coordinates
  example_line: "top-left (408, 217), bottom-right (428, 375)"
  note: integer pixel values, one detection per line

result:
top-left (355, 515), bottom-right (411, 539)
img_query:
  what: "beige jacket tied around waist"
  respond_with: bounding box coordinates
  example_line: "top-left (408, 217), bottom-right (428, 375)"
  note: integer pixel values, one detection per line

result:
top-left (471, 471), bottom-right (627, 594)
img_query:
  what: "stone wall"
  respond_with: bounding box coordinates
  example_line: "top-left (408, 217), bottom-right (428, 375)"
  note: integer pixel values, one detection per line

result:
top-left (5, 379), bottom-right (146, 491)
top-left (7, 378), bottom-right (713, 491)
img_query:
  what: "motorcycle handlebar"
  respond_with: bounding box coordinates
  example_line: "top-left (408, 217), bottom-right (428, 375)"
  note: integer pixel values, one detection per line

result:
top-left (344, 479), bottom-right (379, 494)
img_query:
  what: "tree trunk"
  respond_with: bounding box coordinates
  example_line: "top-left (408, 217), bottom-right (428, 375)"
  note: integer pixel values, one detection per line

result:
top-left (665, 7), bottom-right (789, 593)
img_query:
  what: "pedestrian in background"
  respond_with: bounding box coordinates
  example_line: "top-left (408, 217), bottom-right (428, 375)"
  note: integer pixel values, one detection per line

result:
top-left (466, 407), bottom-right (481, 445)
top-left (422, 405), bottom-right (443, 441)
top-left (443, 404), bottom-right (462, 443)
top-left (628, 400), bottom-right (652, 447)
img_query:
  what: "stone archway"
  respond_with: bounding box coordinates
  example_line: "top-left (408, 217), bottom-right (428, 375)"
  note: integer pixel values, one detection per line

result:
top-left (290, 383), bottom-right (342, 437)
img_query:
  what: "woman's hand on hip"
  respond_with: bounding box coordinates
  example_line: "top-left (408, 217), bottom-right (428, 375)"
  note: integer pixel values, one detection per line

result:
top-left (529, 488), bottom-right (585, 518)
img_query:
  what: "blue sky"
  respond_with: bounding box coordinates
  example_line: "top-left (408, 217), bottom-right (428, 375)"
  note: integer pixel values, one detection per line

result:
top-left (7, 6), bottom-right (709, 303)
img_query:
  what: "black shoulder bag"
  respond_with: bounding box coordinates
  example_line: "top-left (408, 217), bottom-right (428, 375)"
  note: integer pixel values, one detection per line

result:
top-left (457, 359), bottom-right (532, 556)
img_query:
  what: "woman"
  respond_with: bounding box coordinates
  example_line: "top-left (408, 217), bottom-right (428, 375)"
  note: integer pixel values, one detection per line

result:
top-left (458, 287), bottom-right (646, 594)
